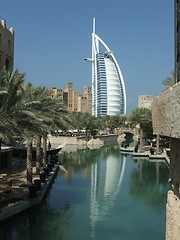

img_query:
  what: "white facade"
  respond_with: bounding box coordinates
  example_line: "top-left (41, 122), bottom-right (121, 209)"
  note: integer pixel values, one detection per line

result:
top-left (91, 18), bottom-right (126, 116)
top-left (90, 155), bottom-right (126, 228)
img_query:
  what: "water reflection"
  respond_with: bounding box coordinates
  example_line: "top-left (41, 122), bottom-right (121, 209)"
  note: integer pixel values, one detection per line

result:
top-left (0, 145), bottom-right (169, 240)
top-left (60, 145), bottom-right (169, 238)
top-left (90, 153), bottom-right (126, 226)
top-left (0, 202), bottom-right (71, 240)
top-left (130, 158), bottom-right (169, 211)
top-left (59, 146), bottom-right (103, 181)
top-left (59, 145), bottom-right (127, 239)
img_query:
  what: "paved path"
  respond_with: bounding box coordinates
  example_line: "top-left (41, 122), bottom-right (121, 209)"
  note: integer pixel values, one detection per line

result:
top-left (0, 163), bottom-right (59, 222)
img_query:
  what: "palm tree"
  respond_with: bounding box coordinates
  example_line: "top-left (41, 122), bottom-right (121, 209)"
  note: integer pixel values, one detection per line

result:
top-left (21, 84), bottom-right (51, 172)
top-left (130, 107), bottom-right (153, 152)
top-left (102, 115), bottom-right (127, 134)
top-left (35, 135), bottom-right (42, 173)
top-left (0, 68), bottom-right (39, 182)
top-left (162, 71), bottom-right (175, 90)
top-left (69, 112), bottom-right (85, 136)
top-left (35, 90), bottom-right (70, 167)
top-left (12, 83), bottom-right (50, 181)
top-left (0, 66), bottom-right (70, 185)
top-left (19, 84), bottom-right (70, 175)
top-left (0, 68), bottom-right (25, 166)
top-left (0, 68), bottom-right (70, 182)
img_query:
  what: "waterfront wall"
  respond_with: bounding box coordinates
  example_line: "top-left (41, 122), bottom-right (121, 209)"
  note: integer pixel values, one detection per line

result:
top-left (0, 165), bottom-right (59, 223)
top-left (151, 81), bottom-right (180, 240)
top-left (48, 136), bottom-right (77, 147)
top-left (49, 134), bottom-right (119, 148)
top-left (166, 191), bottom-right (180, 240)
top-left (95, 134), bottom-right (118, 143)
top-left (151, 81), bottom-right (180, 138)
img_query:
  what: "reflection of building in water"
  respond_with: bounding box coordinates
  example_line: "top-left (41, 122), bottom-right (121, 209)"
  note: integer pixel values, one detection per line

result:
top-left (83, 167), bottom-right (91, 179)
top-left (90, 155), bottom-right (126, 230)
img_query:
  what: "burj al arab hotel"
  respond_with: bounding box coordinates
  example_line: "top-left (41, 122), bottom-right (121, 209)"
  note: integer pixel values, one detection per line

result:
top-left (85, 18), bottom-right (127, 116)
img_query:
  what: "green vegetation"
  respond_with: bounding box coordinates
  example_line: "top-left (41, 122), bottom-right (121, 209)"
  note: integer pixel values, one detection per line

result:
top-left (0, 67), bottom-right (156, 182)
top-left (69, 112), bottom-right (129, 138)
top-left (130, 107), bottom-right (153, 139)
top-left (0, 67), bottom-right (70, 182)
top-left (162, 71), bottom-right (175, 90)
top-left (130, 107), bottom-right (153, 151)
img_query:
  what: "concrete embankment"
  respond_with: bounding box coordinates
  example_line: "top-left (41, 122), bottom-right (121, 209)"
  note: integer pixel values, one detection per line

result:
top-left (48, 135), bottom-right (119, 153)
top-left (120, 146), bottom-right (170, 167)
top-left (0, 164), bottom-right (59, 223)
top-left (48, 136), bottom-right (76, 147)
top-left (48, 134), bottom-right (119, 148)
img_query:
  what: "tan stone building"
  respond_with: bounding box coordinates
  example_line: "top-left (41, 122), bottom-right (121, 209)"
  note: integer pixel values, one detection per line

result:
top-left (49, 83), bottom-right (92, 114)
top-left (138, 95), bottom-right (155, 109)
top-left (49, 87), bottom-right (68, 107)
top-left (78, 86), bottom-right (92, 114)
top-left (0, 19), bottom-right (14, 70)
top-left (64, 82), bottom-right (79, 112)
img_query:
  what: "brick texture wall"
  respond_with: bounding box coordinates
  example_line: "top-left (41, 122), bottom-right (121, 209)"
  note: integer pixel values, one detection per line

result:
top-left (152, 82), bottom-right (180, 240)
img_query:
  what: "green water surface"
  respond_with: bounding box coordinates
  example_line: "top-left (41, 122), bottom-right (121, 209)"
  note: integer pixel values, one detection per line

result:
top-left (0, 145), bottom-right (169, 240)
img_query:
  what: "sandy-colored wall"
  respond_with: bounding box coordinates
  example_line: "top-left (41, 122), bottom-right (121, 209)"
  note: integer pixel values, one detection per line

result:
top-left (151, 82), bottom-right (180, 240)
top-left (166, 191), bottom-right (180, 240)
top-left (152, 82), bottom-right (180, 138)
top-left (0, 20), bottom-right (14, 69)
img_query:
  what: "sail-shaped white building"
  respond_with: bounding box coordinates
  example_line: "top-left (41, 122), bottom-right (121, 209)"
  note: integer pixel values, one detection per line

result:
top-left (85, 18), bottom-right (127, 116)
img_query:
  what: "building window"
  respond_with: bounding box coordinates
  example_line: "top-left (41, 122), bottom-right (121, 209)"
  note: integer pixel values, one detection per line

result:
top-left (8, 40), bottom-right (11, 50)
top-left (0, 34), bottom-right (2, 45)
top-left (5, 58), bottom-right (10, 70)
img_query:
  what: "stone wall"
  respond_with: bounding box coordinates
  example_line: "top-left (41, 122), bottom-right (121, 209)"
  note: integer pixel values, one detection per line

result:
top-left (166, 191), bottom-right (180, 240)
top-left (152, 82), bottom-right (180, 138)
top-left (95, 134), bottom-right (118, 143)
top-left (169, 138), bottom-right (180, 187)
top-left (0, 19), bottom-right (14, 70)
top-left (151, 82), bottom-right (180, 240)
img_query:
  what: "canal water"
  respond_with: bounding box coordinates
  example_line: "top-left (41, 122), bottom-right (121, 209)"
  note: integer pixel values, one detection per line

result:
top-left (0, 144), bottom-right (169, 240)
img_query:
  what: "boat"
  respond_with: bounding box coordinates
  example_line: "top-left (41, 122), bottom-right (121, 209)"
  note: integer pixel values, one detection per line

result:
top-left (120, 146), bottom-right (134, 154)
top-left (12, 143), bottom-right (66, 159)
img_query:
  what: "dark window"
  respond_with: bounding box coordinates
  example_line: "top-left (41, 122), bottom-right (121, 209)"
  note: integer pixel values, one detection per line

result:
top-left (8, 40), bottom-right (11, 50)
top-left (5, 58), bottom-right (10, 70)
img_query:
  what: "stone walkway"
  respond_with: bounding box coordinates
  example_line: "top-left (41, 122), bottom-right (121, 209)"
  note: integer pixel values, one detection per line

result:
top-left (0, 162), bottom-right (59, 222)
top-left (0, 165), bottom-right (39, 209)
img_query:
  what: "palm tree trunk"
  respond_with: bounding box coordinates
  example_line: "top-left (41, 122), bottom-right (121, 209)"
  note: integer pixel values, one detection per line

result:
top-left (26, 138), bottom-right (33, 183)
top-left (139, 128), bottom-right (143, 152)
top-left (36, 135), bottom-right (42, 174)
top-left (0, 140), bottom-right (1, 169)
top-left (42, 134), bottom-right (47, 167)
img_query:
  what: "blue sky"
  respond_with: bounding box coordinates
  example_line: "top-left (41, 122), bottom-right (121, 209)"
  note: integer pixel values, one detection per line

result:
top-left (1, 0), bottom-right (174, 113)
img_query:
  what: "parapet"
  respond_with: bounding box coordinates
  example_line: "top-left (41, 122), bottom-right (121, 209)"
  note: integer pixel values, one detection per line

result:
top-left (1, 19), bottom-right (6, 29)
top-left (0, 19), bottom-right (14, 35)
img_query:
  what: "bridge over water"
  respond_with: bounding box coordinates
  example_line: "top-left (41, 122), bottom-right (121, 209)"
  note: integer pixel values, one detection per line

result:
top-left (116, 128), bottom-right (135, 136)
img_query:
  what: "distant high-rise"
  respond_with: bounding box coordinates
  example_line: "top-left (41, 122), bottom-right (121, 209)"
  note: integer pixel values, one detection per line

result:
top-left (85, 18), bottom-right (126, 116)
